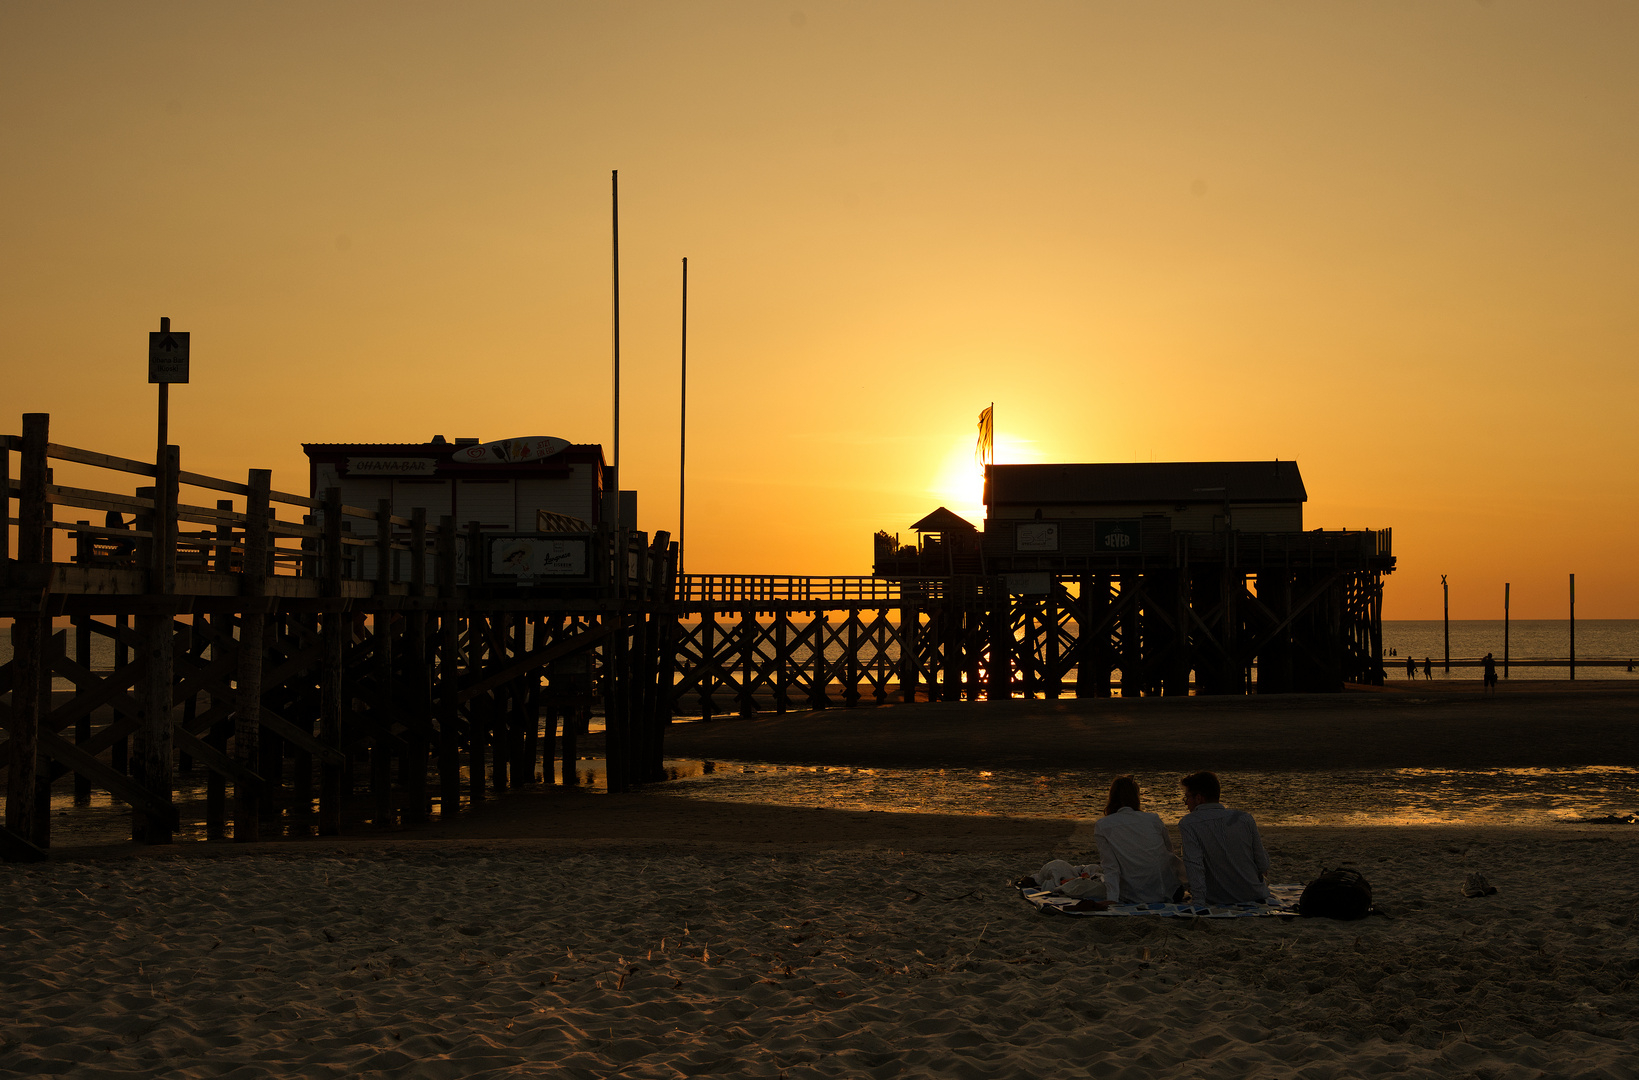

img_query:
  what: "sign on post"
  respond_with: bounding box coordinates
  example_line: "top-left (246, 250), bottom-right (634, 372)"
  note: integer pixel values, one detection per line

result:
top-left (148, 331), bottom-right (190, 384)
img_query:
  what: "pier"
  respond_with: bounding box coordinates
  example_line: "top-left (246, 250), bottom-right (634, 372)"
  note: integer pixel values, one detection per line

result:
top-left (5, 416), bottom-right (1408, 858)
top-left (2, 414), bottom-right (676, 860)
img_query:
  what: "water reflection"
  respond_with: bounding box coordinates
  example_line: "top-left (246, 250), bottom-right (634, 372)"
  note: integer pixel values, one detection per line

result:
top-left (45, 759), bottom-right (1639, 847)
top-left (648, 760), bottom-right (1639, 827)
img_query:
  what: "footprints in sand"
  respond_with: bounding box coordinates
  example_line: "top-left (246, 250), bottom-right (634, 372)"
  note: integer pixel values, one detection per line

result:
top-left (1, 833), bottom-right (1635, 1077)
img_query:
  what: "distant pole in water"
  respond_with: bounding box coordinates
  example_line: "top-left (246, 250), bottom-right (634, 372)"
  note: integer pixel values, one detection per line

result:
top-left (608, 169), bottom-right (621, 528)
top-left (679, 256), bottom-right (688, 579)
top-left (1503, 582), bottom-right (1510, 680)
top-left (1569, 573), bottom-right (1576, 681)
top-left (1442, 574), bottom-right (1449, 675)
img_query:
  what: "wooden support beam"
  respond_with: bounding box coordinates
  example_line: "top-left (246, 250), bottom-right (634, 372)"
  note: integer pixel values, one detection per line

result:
top-left (405, 506), bottom-right (431, 821)
top-left (900, 602), bottom-right (919, 704)
top-left (235, 469), bottom-right (270, 841)
top-left (37, 726), bottom-right (178, 831)
top-left (0, 824), bottom-right (47, 863)
top-left (436, 516), bottom-right (461, 817)
top-left (372, 498), bottom-right (396, 827)
top-left (319, 487), bottom-right (345, 835)
top-left (1241, 571), bottom-right (1342, 665)
top-left (260, 706), bottom-right (346, 765)
top-left (4, 413), bottom-right (49, 850)
top-left (173, 726), bottom-right (266, 790)
top-left (466, 521), bottom-right (487, 805)
top-left (131, 443), bottom-right (179, 843)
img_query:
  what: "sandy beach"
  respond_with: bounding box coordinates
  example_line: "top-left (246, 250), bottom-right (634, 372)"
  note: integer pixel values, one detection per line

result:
top-left (5, 690), bottom-right (1639, 1078)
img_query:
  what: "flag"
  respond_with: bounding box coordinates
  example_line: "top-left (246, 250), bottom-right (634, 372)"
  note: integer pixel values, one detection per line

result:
top-left (976, 404), bottom-right (994, 468)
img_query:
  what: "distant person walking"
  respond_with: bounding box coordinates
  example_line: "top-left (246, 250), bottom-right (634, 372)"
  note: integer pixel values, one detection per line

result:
top-left (1423, 657), bottom-right (1433, 680)
top-left (1406, 655), bottom-right (1416, 680)
top-left (1482, 652), bottom-right (1498, 693)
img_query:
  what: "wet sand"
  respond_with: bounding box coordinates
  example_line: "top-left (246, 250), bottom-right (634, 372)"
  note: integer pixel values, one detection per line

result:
top-left (664, 684), bottom-right (1639, 771)
top-left (5, 688), bottom-right (1639, 1078)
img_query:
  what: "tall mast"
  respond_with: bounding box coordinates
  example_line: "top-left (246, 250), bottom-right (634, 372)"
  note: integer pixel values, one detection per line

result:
top-left (679, 256), bottom-right (688, 577)
top-left (608, 169), bottom-right (621, 527)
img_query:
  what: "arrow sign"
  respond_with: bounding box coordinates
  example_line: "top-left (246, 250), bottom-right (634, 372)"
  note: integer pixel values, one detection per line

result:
top-left (148, 331), bottom-right (191, 384)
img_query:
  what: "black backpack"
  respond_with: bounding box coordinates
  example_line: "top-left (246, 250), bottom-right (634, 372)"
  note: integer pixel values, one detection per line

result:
top-left (1298, 867), bottom-right (1373, 920)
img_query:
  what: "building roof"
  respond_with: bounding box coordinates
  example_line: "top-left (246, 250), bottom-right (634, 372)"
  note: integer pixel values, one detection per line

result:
top-left (302, 440), bottom-right (604, 460)
top-left (988, 461), bottom-right (1306, 506)
top-left (909, 506), bottom-right (978, 533)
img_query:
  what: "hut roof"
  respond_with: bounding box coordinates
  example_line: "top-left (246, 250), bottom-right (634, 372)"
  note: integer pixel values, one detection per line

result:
top-left (989, 461), bottom-right (1306, 506)
top-left (910, 507), bottom-right (978, 533)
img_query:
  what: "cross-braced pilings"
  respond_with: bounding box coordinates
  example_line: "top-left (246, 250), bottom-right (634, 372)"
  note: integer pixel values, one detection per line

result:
top-left (667, 539), bottom-right (1393, 714)
top-left (5, 412), bottom-right (1393, 860)
top-left (2, 413), bottom-right (676, 861)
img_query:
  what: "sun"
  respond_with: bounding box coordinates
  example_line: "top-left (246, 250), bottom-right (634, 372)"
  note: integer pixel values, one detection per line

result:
top-left (925, 430), bottom-right (1047, 526)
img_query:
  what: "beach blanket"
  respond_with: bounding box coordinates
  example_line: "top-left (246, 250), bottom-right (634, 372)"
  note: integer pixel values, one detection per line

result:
top-left (1019, 881), bottom-right (1305, 918)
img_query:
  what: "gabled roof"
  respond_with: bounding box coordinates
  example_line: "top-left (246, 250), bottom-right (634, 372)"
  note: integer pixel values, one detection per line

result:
top-left (989, 461), bottom-right (1306, 505)
top-left (910, 506), bottom-right (978, 533)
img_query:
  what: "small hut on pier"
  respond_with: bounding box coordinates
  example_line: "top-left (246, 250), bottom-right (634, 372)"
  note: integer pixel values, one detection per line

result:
top-left (874, 506), bottom-right (981, 577)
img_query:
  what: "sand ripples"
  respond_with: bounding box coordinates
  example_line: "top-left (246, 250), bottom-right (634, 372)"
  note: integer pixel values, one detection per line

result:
top-left (3, 830), bottom-right (1637, 1078)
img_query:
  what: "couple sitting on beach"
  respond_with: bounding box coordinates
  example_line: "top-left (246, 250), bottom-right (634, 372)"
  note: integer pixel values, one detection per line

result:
top-left (1026, 771), bottom-right (1270, 908)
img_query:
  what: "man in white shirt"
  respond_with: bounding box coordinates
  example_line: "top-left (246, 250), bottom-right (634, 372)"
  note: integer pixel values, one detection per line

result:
top-left (1178, 771), bottom-right (1271, 906)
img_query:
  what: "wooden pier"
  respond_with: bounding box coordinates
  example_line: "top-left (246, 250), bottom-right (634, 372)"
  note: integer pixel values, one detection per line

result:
top-left (2, 414), bottom-right (676, 861)
top-left (6, 416), bottom-right (1397, 860)
top-left (670, 546), bottom-right (1393, 716)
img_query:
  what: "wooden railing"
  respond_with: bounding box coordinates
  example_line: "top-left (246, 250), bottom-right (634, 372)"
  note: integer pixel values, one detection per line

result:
top-left (675, 575), bottom-right (994, 604)
top-left (3, 420), bottom-right (671, 598)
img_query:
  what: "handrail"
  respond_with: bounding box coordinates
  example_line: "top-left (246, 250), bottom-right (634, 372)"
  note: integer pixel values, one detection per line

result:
top-left (271, 489), bottom-right (319, 509)
top-left (44, 442), bottom-right (157, 477)
top-left (675, 575), bottom-right (974, 603)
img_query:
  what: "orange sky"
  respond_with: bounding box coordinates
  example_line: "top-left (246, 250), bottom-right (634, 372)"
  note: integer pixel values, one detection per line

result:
top-left (4, 3), bottom-right (1636, 619)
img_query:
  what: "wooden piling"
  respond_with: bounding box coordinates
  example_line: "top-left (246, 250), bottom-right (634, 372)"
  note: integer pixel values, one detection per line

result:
top-left (406, 507), bottom-right (430, 822)
top-left (5, 414), bottom-right (50, 850)
top-left (72, 606), bottom-right (93, 806)
top-left (233, 470), bottom-right (270, 841)
top-left (436, 516), bottom-right (462, 816)
top-left (134, 444), bottom-right (180, 844)
top-left (373, 498), bottom-right (395, 827)
top-left (319, 487), bottom-right (345, 836)
top-left (466, 521), bottom-right (486, 806)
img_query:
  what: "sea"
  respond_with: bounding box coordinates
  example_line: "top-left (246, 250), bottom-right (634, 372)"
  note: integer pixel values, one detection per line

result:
top-left (1381, 619), bottom-right (1639, 681)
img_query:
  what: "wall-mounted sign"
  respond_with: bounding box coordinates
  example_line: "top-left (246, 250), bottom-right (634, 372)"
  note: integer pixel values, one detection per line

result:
top-left (489, 535), bottom-right (588, 581)
top-left (1015, 522), bottom-right (1059, 552)
top-left (1003, 572), bottom-right (1052, 596)
top-left (147, 331), bottom-right (190, 384)
top-left (346, 457), bottom-right (437, 476)
top-left (1094, 519), bottom-right (1142, 553)
top-left (452, 436), bottom-right (570, 465)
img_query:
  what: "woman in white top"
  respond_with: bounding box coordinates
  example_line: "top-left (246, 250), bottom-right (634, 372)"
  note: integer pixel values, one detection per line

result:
top-left (1093, 776), bottom-right (1186, 905)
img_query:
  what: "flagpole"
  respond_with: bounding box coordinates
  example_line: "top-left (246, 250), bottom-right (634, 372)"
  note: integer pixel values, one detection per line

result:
top-left (679, 256), bottom-right (688, 578)
top-left (608, 169), bottom-right (621, 528)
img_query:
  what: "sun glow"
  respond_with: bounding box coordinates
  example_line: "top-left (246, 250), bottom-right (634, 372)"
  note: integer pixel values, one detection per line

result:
top-left (926, 431), bottom-right (1046, 528)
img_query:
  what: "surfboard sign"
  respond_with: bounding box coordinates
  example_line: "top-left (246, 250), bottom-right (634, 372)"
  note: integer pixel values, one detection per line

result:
top-left (451, 436), bottom-right (571, 465)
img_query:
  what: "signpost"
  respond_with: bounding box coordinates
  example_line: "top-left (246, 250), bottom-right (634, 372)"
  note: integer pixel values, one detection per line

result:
top-left (147, 320), bottom-right (190, 385)
top-left (148, 316), bottom-right (189, 488)
top-left (147, 316), bottom-right (188, 578)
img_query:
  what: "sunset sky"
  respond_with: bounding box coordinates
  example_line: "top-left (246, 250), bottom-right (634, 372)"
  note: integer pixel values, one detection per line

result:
top-left (4, 2), bottom-right (1636, 619)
